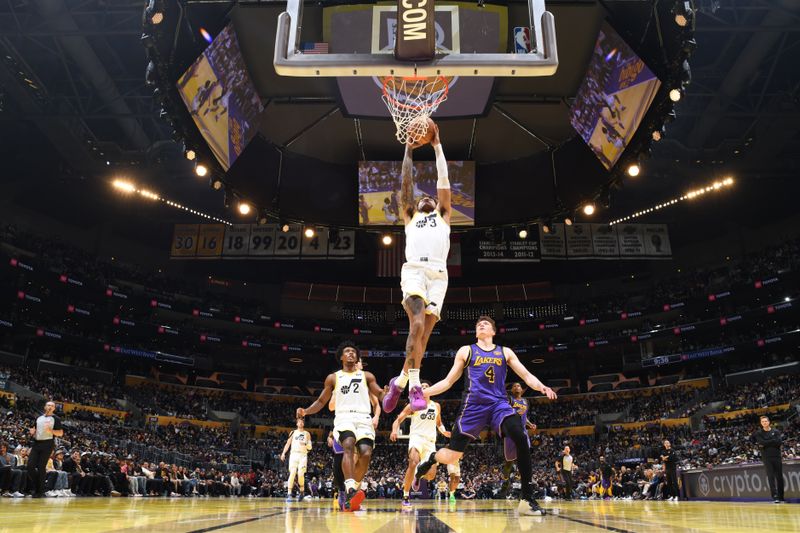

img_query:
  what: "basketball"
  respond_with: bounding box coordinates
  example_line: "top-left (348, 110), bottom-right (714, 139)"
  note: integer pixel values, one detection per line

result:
top-left (407, 117), bottom-right (436, 148)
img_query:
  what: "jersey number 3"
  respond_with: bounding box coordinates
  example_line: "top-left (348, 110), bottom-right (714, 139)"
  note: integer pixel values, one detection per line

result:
top-left (484, 366), bottom-right (495, 383)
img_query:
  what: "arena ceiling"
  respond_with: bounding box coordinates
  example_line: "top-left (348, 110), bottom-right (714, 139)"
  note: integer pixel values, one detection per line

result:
top-left (1, 0), bottom-right (799, 230)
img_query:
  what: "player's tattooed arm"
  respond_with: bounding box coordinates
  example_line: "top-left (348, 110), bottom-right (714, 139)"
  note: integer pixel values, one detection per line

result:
top-left (401, 144), bottom-right (415, 223)
top-left (297, 373), bottom-right (335, 417)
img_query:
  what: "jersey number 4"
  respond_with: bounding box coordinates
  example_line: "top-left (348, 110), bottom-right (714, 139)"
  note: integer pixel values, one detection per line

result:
top-left (484, 366), bottom-right (495, 383)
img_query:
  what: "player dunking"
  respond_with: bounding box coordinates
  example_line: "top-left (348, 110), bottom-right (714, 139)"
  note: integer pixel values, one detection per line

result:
top-left (389, 381), bottom-right (451, 507)
top-left (500, 382), bottom-right (536, 497)
top-left (384, 119), bottom-right (452, 413)
top-left (280, 417), bottom-right (312, 500)
top-left (297, 341), bottom-right (385, 511)
top-left (413, 316), bottom-right (558, 516)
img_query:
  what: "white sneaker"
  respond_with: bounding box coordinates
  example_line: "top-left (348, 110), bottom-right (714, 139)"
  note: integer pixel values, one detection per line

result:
top-left (518, 498), bottom-right (544, 516)
top-left (11, 492), bottom-right (24, 498)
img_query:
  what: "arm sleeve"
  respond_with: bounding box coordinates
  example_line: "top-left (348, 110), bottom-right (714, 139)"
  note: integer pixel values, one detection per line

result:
top-left (434, 144), bottom-right (450, 189)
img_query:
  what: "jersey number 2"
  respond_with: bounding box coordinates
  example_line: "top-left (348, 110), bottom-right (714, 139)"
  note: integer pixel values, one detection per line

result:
top-left (484, 366), bottom-right (495, 383)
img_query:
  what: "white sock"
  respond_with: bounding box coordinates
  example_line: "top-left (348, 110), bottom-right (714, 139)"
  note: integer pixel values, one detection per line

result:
top-left (403, 491), bottom-right (409, 498)
top-left (408, 369), bottom-right (421, 388)
top-left (395, 371), bottom-right (409, 389)
top-left (345, 479), bottom-right (357, 492)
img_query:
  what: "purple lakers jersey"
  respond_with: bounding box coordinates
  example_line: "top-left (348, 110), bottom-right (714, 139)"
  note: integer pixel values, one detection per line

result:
top-left (463, 344), bottom-right (508, 403)
top-left (511, 397), bottom-right (528, 418)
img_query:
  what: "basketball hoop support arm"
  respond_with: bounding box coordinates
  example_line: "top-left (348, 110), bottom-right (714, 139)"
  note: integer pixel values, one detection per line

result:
top-left (273, 0), bottom-right (558, 77)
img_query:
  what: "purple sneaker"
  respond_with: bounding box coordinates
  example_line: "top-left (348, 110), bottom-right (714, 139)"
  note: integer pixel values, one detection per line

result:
top-left (382, 376), bottom-right (403, 413)
top-left (337, 491), bottom-right (346, 511)
top-left (409, 384), bottom-right (427, 411)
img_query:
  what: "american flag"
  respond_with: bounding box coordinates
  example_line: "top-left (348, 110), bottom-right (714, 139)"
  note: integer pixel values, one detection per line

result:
top-left (300, 42), bottom-right (329, 54)
top-left (377, 234), bottom-right (405, 278)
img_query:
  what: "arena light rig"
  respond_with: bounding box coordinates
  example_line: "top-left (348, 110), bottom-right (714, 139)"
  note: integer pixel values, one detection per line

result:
top-left (609, 177), bottom-right (734, 226)
top-left (111, 179), bottom-right (231, 225)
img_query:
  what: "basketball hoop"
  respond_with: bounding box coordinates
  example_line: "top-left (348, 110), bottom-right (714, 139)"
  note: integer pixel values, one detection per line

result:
top-left (381, 76), bottom-right (449, 145)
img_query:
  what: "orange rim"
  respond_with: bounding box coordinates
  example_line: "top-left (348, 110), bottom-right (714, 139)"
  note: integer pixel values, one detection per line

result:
top-left (381, 76), bottom-right (449, 112)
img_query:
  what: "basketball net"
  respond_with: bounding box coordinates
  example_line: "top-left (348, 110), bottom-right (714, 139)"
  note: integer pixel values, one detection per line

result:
top-left (382, 76), bottom-right (449, 145)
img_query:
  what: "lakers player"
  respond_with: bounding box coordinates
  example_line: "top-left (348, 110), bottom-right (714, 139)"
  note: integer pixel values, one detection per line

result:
top-left (280, 417), bottom-right (312, 500)
top-left (389, 381), bottom-right (450, 507)
top-left (413, 316), bottom-right (557, 516)
top-left (384, 118), bottom-right (452, 414)
top-left (500, 382), bottom-right (537, 497)
top-left (297, 341), bottom-right (386, 512)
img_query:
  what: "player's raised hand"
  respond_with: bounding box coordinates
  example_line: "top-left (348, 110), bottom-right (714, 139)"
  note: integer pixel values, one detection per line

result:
top-left (296, 407), bottom-right (305, 418)
top-left (541, 386), bottom-right (557, 400)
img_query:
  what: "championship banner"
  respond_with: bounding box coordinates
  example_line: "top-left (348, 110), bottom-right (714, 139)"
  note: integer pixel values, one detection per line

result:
top-left (477, 228), bottom-right (541, 262)
top-left (171, 224), bottom-right (354, 260)
top-left (617, 223), bottom-right (647, 257)
top-left (565, 223), bottom-right (593, 259)
top-left (539, 223), bottom-right (566, 258)
top-left (591, 223), bottom-right (620, 258)
top-left (682, 461), bottom-right (800, 501)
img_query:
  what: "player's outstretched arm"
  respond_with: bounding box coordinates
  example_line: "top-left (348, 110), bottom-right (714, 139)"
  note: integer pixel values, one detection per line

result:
top-left (423, 346), bottom-right (469, 398)
top-left (430, 122), bottom-right (451, 224)
top-left (400, 144), bottom-right (415, 224)
top-left (297, 373), bottom-right (335, 418)
top-left (505, 347), bottom-right (557, 400)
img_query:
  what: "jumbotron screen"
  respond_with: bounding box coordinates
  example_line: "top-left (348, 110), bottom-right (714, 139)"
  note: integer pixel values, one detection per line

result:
top-left (570, 22), bottom-right (661, 170)
top-left (176, 23), bottom-right (263, 170)
top-left (358, 161), bottom-right (475, 226)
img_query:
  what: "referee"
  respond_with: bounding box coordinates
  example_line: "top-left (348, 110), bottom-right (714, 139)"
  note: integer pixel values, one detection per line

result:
top-left (28, 401), bottom-right (63, 498)
top-left (751, 414), bottom-right (784, 503)
top-left (555, 445), bottom-right (574, 500)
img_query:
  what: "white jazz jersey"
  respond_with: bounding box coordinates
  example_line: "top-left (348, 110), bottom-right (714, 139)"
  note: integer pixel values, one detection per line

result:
top-left (333, 370), bottom-right (371, 416)
top-left (289, 430), bottom-right (311, 455)
top-left (409, 401), bottom-right (439, 443)
top-left (405, 211), bottom-right (450, 267)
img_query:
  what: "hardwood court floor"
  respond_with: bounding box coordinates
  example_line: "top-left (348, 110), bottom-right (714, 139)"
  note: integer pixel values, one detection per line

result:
top-left (0, 497), bottom-right (797, 533)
